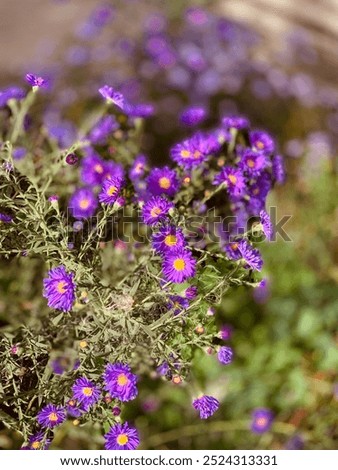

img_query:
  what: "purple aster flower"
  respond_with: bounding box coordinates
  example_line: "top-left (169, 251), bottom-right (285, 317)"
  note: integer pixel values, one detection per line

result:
top-left (238, 239), bottom-right (263, 271)
top-left (133, 179), bottom-right (147, 199)
top-left (103, 363), bottom-right (138, 402)
top-left (184, 285), bottom-right (198, 299)
top-left (48, 194), bottom-right (59, 203)
top-left (0, 213), bottom-right (13, 223)
top-left (141, 196), bottom-right (174, 226)
top-left (193, 395), bottom-right (220, 419)
top-left (25, 74), bottom-right (47, 89)
top-left (186, 7), bottom-right (209, 26)
top-left (99, 85), bottom-right (124, 109)
top-left (37, 404), bottom-right (66, 429)
top-left (152, 225), bottom-right (186, 254)
top-left (251, 408), bottom-right (274, 433)
top-left (47, 120), bottom-right (77, 149)
top-left (219, 324), bottom-right (233, 340)
top-left (125, 102), bottom-right (154, 118)
top-left (260, 210), bottom-right (274, 241)
top-left (43, 265), bottom-right (76, 312)
top-left (10, 344), bottom-right (19, 355)
top-left (104, 422), bottom-right (139, 450)
top-left (99, 177), bottom-right (124, 205)
top-left (2, 161), bottom-right (13, 172)
top-left (129, 154), bottom-right (148, 181)
top-left (253, 278), bottom-right (270, 304)
top-left (27, 431), bottom-right (51, 450)
top-left (217, 346), bottom-right (233, 365)
top-left (162, 248), bottom-right (197, 283)
top-left (66, 399), bottom-right (85, 418)
top-left (80, 153), bottom-right (107, 186)
top-left (170, 132), bottom-right (211, 169)
top-left (72, 377), bottom-right (101, 410)
top-left (213, 166), bottom-right (246, 199)
top-left (285, 435), bottom-right (304, 450)
top-left (212, 127), bottom-right (231, 147)
top-left (104, 161), bottom-right (125, 181)
top-left (272, 155), bottom-right (286, 184)
top-left (168, 295), bottom-right (190, 315)
top-left (147, 166), bottom-right (180, 197)
top-left (112, 406), bottom-right (121, 416)
top-left (156, 361), bottom-right (169, 376)
top-left (65, 153), bottom-right (78, 165)
top-left (239, 149), bottom-right (269, 176)
top-left (0, 86), bottom-right (25, 107)
top-left (247, 173), bottom-right (272, 211)
top-left (141, 397), bottom-right (160, 413)
top-left (13, 147), bottom-right (27, 160)
top-left (207, 307), bottom-right (215, 316)
top-left (88, 115), bottom-right (119, 145)
top-left (222, 115), bottom-right (250, 130)
top-left (68, 187), bottom-right (98, 219)
top-left (250, 130), bottom-right (275, 155)
top-left (180, 106), bottom-right (207, 127)
top-left (51, 357), bottom-right (68, 375)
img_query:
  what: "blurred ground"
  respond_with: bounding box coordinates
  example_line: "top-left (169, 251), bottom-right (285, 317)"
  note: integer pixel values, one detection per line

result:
top-left (1, 0), bottom-right (338, 84)
top-left (221, 0), bottom-right (338, 87)
top-left (0, 0), bottom-right (97, 77)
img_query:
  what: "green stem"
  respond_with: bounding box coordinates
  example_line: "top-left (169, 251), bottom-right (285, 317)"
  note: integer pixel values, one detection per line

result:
top-left (10, 90), bottom-right (36, 144)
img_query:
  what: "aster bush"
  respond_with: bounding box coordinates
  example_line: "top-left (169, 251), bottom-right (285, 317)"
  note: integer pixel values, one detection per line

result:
top-left (0, 67), bottom-right (285, 450)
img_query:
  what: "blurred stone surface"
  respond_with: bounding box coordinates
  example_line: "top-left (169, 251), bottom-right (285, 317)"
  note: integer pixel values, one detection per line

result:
top-left (0, 0), bottom-right (97, 80)
top-left (221, 0), bottom-right (338, 86)
top-left (1, 0), bottom-right (338, 90)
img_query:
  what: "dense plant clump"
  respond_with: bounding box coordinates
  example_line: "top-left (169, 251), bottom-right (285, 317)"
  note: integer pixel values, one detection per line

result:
top-left (0, 71), bottom-right (283, 449)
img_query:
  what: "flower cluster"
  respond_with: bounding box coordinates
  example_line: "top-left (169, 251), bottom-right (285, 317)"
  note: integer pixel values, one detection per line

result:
top-left (23, 363), bottom-right (140, 450)
top-left (0, 66), bottom-right (284, 451)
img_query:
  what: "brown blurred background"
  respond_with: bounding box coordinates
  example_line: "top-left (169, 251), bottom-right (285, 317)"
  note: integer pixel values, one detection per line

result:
top-left (1, 0), bottom-right (337, 85)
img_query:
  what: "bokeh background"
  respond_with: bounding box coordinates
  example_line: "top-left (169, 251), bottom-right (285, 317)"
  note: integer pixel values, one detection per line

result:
top-left (0, 0), bottom-right (337, 450)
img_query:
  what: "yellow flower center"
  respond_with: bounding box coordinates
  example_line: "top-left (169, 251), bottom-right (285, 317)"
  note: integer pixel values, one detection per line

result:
top-left (56, 281), bottom-right (67, 294)
top-left (172, 375), bottom-right (182, 384)
top-left (31, 441), bottom-right (41, 450)
top-left (107, 185), bottom-right (118, 196)
top-left (193, 150), bottom-right (201, 159)
top-left (231, 243), bottom-right (238, 251)
top-left (180, 149), bottom-right (191, 158)
top-left (164, 235), bottom-right (177, 247)
top-left (94, 164), bottom-right (104, 174)
top-left (68, 400), bottom-right (75, 406)
top-left (159, 177), bottom-right (171, 189)
top-left (82, 387), bottom-right (93, 397)
top-left (135, 163), bottom-right (144, 173)
top-left (228, 174), bottom-right (237, 185)
top-left (256, 416), bottom-right (268, 427)
top-left (49, 412), bottom-right (58, 422)
top-left (183, 176), bottom-right (191, 184)
top-left (117, 373), bottom-right (129, 386)
top-left (256, 141), bottom-right (264, 149)
top-left (150, 206), bottom-right (162, 218)
top-left (173, 258), bottom-right (186, 271)
top-left (117, 433), bottom-right (129, 445)
top-left (247, 159), bottom-right (255, 168)
top-left (79, 340), bottom-right (88, 349)
top-left (79, 198), bottom-right (90, 210)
